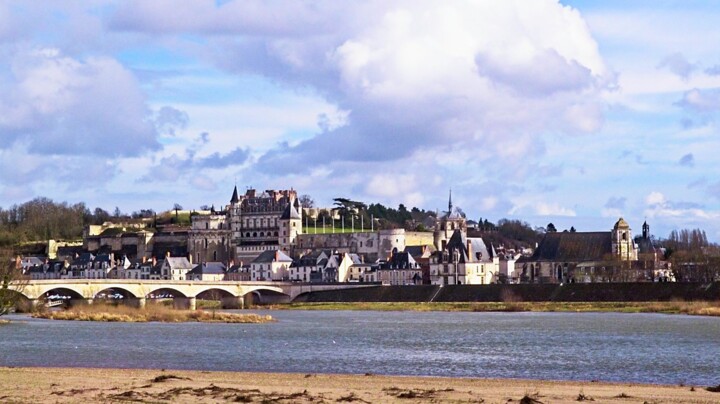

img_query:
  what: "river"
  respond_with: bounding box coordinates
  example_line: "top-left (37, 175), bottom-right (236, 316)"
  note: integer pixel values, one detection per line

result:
top-left (1, 310), bottom-right (718, 385)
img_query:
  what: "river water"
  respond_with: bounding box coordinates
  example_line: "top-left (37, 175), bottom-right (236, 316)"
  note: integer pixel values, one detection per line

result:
top-left (1, 310), bottom-right (718, 385)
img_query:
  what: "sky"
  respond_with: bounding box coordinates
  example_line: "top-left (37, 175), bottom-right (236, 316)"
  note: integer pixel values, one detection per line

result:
top-left (1, 0), bottom-right (719, 240)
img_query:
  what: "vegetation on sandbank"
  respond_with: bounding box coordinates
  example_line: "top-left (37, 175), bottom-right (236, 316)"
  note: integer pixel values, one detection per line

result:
top-left (32, 304), bottom-right (274, 323)
top-left (274, 301), bottom-right (720, 316)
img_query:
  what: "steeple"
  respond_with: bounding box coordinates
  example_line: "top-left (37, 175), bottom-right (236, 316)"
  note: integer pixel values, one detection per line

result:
top-left (448, 189), bottom-right (453, 213)
top-left (230, 185), bottom-right (239, 204)
top-left (642, 220), bottom-right (649, 239)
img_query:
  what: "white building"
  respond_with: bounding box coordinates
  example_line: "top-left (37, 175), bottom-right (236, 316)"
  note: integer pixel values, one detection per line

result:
top-left (250, 250), bottom-right (293, 281)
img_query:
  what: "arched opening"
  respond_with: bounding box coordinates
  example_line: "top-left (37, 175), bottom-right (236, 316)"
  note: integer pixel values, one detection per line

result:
top-left (146, 287), bottom-right (190, 310)
top-left (94, 287), bottom-right (137, 301)
top-left (197, 288), bottom-right (238, 309)
top-left (245, 288), bottom-right (291, 305)
top-left (5, 290), bottom-right (32, 313)
top-left (40, 287), bottom-right (85, 308)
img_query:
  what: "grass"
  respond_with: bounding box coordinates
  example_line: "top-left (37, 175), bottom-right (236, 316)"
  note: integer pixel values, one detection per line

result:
top-left (273, 301), bottom-right (720, 316)
top-left (32, 304), bottom-right (274, 323)
top-left (302, 226), bottom-right (373, 234)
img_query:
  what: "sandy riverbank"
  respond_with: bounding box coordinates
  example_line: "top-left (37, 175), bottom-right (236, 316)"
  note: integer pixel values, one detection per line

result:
top-left (0, 367), bottom-right (717, 403)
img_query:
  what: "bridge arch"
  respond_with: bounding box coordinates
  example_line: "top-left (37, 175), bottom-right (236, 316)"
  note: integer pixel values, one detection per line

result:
top-left (194, 285), bottom-right (242, 298)
top-left (146, 287), bottom-right (188, 299)
top-left (241, 286), bottom-right (290, 305)
top-left (93, 287), bottom-right (138, 300)
top-left (26, 285), bottom-right (86, 301)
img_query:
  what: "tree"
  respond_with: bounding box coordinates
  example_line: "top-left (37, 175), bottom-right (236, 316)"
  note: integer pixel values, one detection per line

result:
top-left (570, 226), bottom-right (576, 232)
top-left (299, 194), bottom-right (315, 208)
top-left (173, 203), bottom-right (183, 221)
top-left (1, 249), bottom-right (27, 317)
top-left (546, 223), bottom-right (557, 232)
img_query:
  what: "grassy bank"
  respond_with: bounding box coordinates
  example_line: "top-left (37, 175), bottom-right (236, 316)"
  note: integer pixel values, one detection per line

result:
top-left (32, 304), bottom-right (274, 323)
top-left (275, 301), bottom-right (720, 316)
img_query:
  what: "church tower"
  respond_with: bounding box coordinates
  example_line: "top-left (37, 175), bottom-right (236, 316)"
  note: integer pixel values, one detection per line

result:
top-left (611, 217), bottom-right (637, 261)
top-left (433, 189), bottom-right (467, 250)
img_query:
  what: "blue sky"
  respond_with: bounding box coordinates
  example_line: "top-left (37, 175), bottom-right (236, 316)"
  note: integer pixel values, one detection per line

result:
top-left (0, 0), bottom-right (719, 240)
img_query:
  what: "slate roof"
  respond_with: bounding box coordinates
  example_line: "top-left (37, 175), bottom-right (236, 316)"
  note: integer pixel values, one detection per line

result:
top-left (280, 199), bottom-right (302, 220)
top-left (165, 256), bottom-right (193, 269)
top-left (230, 185), bottom-right (240, 204)
top-left (530, 232), bottom-right (612, 262)
top-left (188, 262), bottom-right (226, 275)
top-left (252, 249), bottom-right (293, 264)
top-left (380, 250), bottom-right (419, 269)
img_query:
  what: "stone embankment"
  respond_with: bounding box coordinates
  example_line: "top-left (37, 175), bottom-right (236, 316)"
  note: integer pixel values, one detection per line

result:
top-left (294, 282), bottom-right (720, 303)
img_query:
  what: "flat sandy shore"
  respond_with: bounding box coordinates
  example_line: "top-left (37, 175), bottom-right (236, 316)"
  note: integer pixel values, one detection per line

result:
top-left (0, 367), bottom-right (717, 403)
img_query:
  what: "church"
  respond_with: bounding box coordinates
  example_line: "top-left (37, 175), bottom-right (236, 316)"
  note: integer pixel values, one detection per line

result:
top-left (515, 218), bottom-right (665, 283)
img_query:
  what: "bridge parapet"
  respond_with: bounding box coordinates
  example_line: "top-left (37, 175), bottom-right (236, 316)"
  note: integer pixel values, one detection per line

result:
top-left (12, 280), bottom-right (375, 302)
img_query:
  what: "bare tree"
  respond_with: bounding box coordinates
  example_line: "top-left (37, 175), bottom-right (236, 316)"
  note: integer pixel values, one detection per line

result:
top-left (1, 249), bottom-right (27, 316)
top-left (299, 194), bottom-right (315, 208)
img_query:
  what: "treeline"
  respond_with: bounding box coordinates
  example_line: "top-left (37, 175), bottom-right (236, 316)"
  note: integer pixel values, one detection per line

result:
top-left (662, 228), bottom-right (709, 252)
top-left (0, 197), bottom-right (157, 246)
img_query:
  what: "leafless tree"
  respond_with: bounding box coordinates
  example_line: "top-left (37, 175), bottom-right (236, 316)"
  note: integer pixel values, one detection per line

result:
top-left (1, 249), bottom-right (27, 316)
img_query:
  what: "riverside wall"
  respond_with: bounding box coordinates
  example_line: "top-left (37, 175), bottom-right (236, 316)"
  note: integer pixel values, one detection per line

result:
top-left (293, 282), bottom-right (720, 303)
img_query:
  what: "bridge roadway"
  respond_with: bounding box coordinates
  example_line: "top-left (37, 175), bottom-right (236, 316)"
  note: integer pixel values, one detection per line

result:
top-left (12, 280), bottom-right (375, 310)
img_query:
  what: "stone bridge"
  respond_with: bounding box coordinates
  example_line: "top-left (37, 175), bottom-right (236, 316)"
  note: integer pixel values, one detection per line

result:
top-left (10, 280), bottom-right (375, 310)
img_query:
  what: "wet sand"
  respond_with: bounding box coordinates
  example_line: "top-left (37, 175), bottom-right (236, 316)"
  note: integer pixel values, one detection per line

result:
top-left (0, 367), bottom-right (717, 403)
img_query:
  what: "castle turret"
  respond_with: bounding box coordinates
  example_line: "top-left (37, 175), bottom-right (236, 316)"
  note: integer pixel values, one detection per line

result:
top-left (279, 197), bottom-right (302, 252)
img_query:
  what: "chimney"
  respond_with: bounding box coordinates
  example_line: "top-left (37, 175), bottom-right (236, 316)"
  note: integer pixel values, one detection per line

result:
top-left (152, 257), bottom-right (157, 266)
top-left (15, 255), bottom-right (21, 270)
top-left (188, 253), bottom-right (193, 265)
top-left (467, 240), bottom-right (473, 261)
top-left (142, 256), bottom-right (147, 263)
top-left (165, 251), bottom-right (171, 258)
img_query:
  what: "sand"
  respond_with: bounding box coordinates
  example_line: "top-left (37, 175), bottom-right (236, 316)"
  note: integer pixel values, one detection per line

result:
top-left (0, 367), bottom-right (717, 403)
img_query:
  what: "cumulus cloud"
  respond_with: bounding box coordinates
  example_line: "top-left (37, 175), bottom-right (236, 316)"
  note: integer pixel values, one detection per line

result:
top-left (644, 191), bottom-right (718, 222)
top-left (679, 153), bottom-right (695, 167)
top-left (705, 64), bottom-right (720, 76)
top-left (140, 146), bottom-right (251, 183)
top-left (509, 200), bottom-right (576, 217)
top-left (677, 88), bottom-right (720, 112)
top-left (155, 106), bottom-right (189, 136)
top-left (656, 52), bottom-right (696, 79)
top-left (109, 0), bottom-right (611, 180)
top-left (0, 48), bottom-right (161, 156)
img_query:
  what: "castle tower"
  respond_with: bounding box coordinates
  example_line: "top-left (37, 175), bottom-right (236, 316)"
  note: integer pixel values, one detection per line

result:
top-left (229, 185), bottom-right (242, 244)
top-left (642, 221), bottom-right (650, 240)
top-left (279, 197), bottom-right (302, 253)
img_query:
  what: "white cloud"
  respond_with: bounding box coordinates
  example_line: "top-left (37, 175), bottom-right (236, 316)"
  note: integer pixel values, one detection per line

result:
top-left (110, 1), bottom-right (612, 178)
top-left (0, 48), bottom-right (160, 156)
top-left (645, 191), bottom-right (666, 206)
top-left (509, 200), bottom-right (577, 217)
top-left (677, 88), bottom-right (720, 112)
